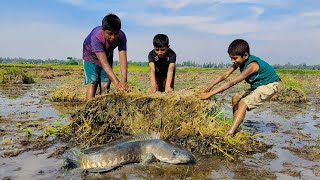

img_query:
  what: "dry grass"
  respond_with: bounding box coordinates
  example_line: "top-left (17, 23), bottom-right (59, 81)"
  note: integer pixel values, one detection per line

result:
top-left (58, 88), bottom-right (267, 158)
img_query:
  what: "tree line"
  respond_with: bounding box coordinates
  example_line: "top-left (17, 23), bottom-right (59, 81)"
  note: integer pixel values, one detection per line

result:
top-left (0, 57), bottom-right (319, 69)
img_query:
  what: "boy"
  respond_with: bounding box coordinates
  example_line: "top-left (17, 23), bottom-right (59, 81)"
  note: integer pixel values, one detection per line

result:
top-left (83, 13), bottom-right (129, 101)
top-left (148, 34), bottom-right (176, 93)
top-left (199, 39), bottom-right (280, 137)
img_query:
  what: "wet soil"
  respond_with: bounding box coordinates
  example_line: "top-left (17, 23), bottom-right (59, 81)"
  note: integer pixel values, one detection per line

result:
top-left (0, 67), bottom-right (319, 179)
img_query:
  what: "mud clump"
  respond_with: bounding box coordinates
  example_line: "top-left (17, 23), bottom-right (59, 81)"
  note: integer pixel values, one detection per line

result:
top-left (285, 145), bottom-right (320, 161)
top-left (39, 69), bottom-right (71, 79)
top-left (50, 84), bottom-right (85, 102)
top-left (58, 89), bottom-right (268, 158)
top-left (50, 80), bottom-right (86, 102)
top-left (271, 86), bottom-right (307, 103)
top-left (0, 68), bottom-right (34, 84)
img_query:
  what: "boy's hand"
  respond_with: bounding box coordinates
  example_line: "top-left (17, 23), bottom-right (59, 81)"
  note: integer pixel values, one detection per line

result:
top-left (149, 84), bottom-right (158, 93)
top-left (198, 92), bottom-right (211, 100)
top-left (114, 82), bottom-right (121, 91)
top-left (165, 86), bottom-right (173, 93)
top-left (119, 81), bottom-right (130, 92)
top-left (224, 132), bottom-right (233, 139)
top-left (199, 85), bottom-right (212, 93)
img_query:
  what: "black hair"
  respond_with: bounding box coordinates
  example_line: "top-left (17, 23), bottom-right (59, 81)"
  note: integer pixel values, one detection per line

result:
top-left (227, 39), bottom-right (250, 57)
top-left (153, 34), bottom-right (169, 48)
top-left (102, 13), bottom-right (121, 31)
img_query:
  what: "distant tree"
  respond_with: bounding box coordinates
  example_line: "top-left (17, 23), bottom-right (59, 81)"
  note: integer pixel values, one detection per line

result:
top-left (66, 56), bottom-right (78, 65)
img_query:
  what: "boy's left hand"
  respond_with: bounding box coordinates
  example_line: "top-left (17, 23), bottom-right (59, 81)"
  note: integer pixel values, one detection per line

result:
top-left (198, 92), bottom-right (211, 100)
top-left (165, 87), bottom-right (173, 93)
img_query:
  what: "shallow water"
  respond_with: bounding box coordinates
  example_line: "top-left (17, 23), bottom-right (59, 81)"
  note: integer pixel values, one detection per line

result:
top-left (0, 81), bottom-right (319, 180)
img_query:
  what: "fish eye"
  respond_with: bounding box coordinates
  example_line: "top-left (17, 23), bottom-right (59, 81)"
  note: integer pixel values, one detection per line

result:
top-left (173, 150), bottom-right (179, 156)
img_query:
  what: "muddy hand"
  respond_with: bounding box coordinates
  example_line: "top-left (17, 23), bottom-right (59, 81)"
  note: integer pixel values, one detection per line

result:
top-left (198, 92), bottom-right (211, 100)
top-left (199, 85), bottom-right (210, 93)
top-left (119, 81), bottom-right (130, 92)
top-left (165, 87), bottom-right (173, 93)
top-left (149, 85), bottom-right (158, 93)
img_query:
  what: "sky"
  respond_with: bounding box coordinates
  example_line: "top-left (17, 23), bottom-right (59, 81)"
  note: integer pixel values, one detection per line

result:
top-left (0, 0), bottom-right (319, 65)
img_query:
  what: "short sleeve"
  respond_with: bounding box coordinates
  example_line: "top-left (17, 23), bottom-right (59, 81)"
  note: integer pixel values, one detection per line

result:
top-left (90, 35), bottom-right (105, 53)
top-left (118, 32), bottom-right (127, 51)
top-left (169, 51), bottom-right (176, 63)
top-left (148, 50), bottom-right (155, 63)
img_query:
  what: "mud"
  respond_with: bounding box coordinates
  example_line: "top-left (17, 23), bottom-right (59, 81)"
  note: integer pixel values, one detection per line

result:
top-left (0, 67), bottom-right (319, 179)
top-left (284, 146), bottom-right (320, 161)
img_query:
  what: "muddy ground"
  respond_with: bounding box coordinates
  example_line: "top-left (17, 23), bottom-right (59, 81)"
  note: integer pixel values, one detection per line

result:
top-left (0, 67), bottom-right (319, 180)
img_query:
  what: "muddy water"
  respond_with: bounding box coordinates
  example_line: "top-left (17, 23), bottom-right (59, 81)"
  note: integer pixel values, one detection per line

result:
top-left (0, 81), bottom-right (319, 179)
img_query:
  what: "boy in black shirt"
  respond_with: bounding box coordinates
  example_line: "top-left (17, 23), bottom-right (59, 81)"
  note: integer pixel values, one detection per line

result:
top-left (148, 34), bottom-right (176, 92)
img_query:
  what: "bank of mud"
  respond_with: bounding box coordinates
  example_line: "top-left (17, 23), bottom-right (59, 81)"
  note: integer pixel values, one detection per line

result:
top-left (1, 66), bottom-right (319, 179)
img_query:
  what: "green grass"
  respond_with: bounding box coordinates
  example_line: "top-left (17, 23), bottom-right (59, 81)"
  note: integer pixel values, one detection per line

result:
top-left (0, 63), bottom-right (82, 69)
top-left (276, 69), bottom-right (320, 75)
top-left (113, 64), bottom-right (149, 72)
top-left (1, 64), bottom-right (319, 75)
top-left (278, 74), bottom-right (302, 88)
top-left (176, 67), bottom-right (223, 72)
top-left (4, 67), bottom-right (23, 73)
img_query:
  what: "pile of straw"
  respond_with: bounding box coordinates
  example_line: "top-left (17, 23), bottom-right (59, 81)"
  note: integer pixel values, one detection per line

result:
top-left (59, 89), bottom-right (267, 157)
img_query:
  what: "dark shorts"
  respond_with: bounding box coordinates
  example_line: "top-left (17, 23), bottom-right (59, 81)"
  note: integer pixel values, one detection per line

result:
top-left (155, 72), bottom-right (175, 92)
top-left (83, 60), bottom-right (113, 85)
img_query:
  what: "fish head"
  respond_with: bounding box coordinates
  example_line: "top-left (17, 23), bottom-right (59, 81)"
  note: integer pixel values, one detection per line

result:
top-left (151, 140), bottom-right (195, 164)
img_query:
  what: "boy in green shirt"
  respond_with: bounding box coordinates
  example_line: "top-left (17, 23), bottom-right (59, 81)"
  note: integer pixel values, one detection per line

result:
top-left (199, 39), bottom-right (280, 137)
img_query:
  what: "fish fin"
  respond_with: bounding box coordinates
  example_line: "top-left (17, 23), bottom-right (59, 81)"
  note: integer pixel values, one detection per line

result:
top-left (62, 148), bottom-right (83, 169)
top-left (132, 132), bottom-right (160, 140)
top-left (141, 153), bottom-right (156, 164)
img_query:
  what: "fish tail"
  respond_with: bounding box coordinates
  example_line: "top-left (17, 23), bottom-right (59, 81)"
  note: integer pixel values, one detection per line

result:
top-left (62, 148), bottom-right (82, 169)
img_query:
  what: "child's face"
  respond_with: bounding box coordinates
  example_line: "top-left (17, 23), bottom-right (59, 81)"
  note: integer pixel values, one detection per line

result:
top-left (154, 46), bottom-right (169, 58)
top-left (230, 53), bottom-right (249, 66)
top-left (103, 30), bottom-right (120, 44)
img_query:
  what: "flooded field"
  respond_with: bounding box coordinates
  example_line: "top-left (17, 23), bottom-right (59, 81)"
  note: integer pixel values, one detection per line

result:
top-left (0, 66), bottom-right (319, 180)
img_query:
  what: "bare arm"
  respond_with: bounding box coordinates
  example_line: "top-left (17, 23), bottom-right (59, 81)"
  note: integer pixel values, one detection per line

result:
top-left (165, 63), bottom-right (175, 92)
top-left (203, 64), bottom-right (237, 92)
top-left (149, 62), bottom-right (158, 92)
top-left (118, 50), bottom-right (129, 91)
top-left (96, 52), bottom-right (120, 88)
top-left (199, 62), bottom-right (259, 100)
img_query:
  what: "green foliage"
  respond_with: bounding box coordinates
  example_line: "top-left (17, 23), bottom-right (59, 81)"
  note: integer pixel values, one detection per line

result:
top-left (0, 67), bottom-right (34, 84)
top-left (0, 69), bottom-right (4, 83)
top-left (42, 126), bottom-right (58, 140)
top-left (0, 57), bottom-right (83, 65)
top-left (23, 128), bottom-right (33, 138)
top-left (276, 69), bottom-right (320, 75)
top-left (177, 67), bottom-right (219, 72)
top-left (279, 74), bottom-right (302, 88)
top-left (5, 67), bottom-right (23, 74)
top-left (274, 63), bottom-right (320, 70)
top-left (55, 115), bottom-right (66, 128)
top-left (66, 59), bottom-right (79, 65)
top-left (127, 64), bottom-right (149, 71)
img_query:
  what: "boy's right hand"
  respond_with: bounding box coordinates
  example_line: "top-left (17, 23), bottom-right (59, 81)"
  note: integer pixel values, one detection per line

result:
top-left (198, 92), bottom-right (211, 100)
top-left (149, 84), bottom-right (158, 93)
top-left (119, 81), bottom-right (130, 92)
top-left (114, 82), bottom-right (122, 91)
top-left (200, 86), bottom-right (211, 93)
